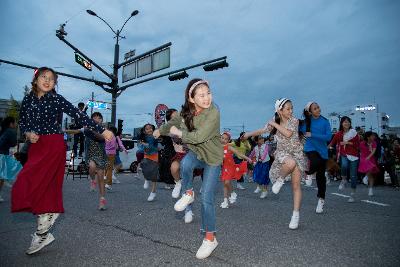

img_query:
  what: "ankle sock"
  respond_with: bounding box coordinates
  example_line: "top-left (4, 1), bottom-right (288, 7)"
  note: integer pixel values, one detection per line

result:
top-left (205, 232), bottom-right (214, 241)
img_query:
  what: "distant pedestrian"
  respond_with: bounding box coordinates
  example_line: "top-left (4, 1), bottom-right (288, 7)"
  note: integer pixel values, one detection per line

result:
top-left (359, 131), bottom-right (380, 196)
top-left (329, 116), bottom-right (360, 202)
top-left (140, 123), bottom-right (159, 201)
top-left (248, 135), bottom-right (270, 199)
top-left (0, 116), bottom-right (21, 202)
top-left (11, 67), bottom-right (113, 255)
top-left (220, 132), bottom-right (251, 209)
top-left (231, 132), bottom-right (251, 189)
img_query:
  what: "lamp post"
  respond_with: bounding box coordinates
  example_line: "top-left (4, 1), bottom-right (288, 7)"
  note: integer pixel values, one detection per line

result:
top-left (86, 9), bottom-right (139, 126)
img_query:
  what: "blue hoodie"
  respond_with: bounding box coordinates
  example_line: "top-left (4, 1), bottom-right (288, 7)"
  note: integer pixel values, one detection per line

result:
top-left (300, 116), bottom-right (332, 159)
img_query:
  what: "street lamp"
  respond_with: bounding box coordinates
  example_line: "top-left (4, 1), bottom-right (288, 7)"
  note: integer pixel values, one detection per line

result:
top-left (86, 9), bottom-right (139, 126)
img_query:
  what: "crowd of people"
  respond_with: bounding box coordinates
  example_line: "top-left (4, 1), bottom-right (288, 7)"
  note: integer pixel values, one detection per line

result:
top-left (0, 67), bottom-right (399, 260)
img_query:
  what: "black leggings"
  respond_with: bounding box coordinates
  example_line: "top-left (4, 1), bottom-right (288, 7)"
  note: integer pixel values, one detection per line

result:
top-left (305, 151), bottom-right (327, 199)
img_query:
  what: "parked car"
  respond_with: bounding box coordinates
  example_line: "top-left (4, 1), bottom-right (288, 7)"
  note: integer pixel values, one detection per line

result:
top-left (118, 138), bottom-right (139, 173)
top-left (65, 138), bottom-right (139, 173)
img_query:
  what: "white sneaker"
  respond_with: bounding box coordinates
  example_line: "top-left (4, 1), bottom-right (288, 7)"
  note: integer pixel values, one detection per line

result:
top-left (237, 183), bottom-right (246, 190)
top-left (315, 199), bottom-right (324, 214)
top-left (174, 192), bottom-right (195, 212)
top-left (143, 180), bottom-right (149, 189)
top-left (305, 175), bottom-right (313, 187)
top-left (325, 172), bottom-right (331, 185)
top-left (105, 184), bottom-right (112, 191)
top-left (229, 191), bottom-right (237, 204)
top-left (172, 180), bottom-right (182, 199)
top-left (260, 191), bottom-right (268, 199)
top-left (363, 176), bottom-right (368, 185)
top-left (348, 194), bottom-right (355, 203)
top-left (272, 179), bottom-right (284, 194)
top-left (254, 186), bottom-right (261, 193)
top-left (184, 210), bottom-right (194, 223)
top-left (147, 192), bottom-right (156, 202)
top-left (368, 187), bottom-right (374, 196)
top-left (0, 195), bottom-right (4, 202)
top-left (37, 213), bottom-right (60, 235)
top-left (220, 199), bottom-right (229, 208)
top-left (112, 177), bottom-right (121, 184)
top-left (289, 215), bottom-right (299, 230)
top-left (195, 238), bottom-right (218, 259)
top-left (25, 233), bottom-right (55, 255)
top-left (338, 180), bottom-right (346, 190)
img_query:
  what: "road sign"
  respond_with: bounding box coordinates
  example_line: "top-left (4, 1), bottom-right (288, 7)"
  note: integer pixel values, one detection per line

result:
top-left (152, 48), bottom-right (170, 72)
top-left (87, 101), bottom-right (107, 110)
top-left (122, 62), bottom-right (136, 83)
top-left (122, 47), bottom-right (171, 82)
top-left (75, 53), bottom-right (92, 71)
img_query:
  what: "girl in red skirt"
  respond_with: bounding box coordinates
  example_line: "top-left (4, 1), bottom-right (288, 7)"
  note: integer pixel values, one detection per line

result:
top-left (12, 67), bottom-right (113, 255)
top-left (220, 132), bottom-right (251, 209)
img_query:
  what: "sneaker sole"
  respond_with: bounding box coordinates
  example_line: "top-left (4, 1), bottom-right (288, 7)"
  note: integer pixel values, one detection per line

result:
top-left (26, 235), bottom-right (55, 255)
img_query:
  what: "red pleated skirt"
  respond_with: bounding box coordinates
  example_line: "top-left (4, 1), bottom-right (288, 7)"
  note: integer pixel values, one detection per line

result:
top-left (11, 134), bottom-right (66, 215)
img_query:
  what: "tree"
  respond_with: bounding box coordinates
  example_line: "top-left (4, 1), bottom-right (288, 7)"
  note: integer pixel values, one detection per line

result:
top-left (23, 85), bottom-right (30, 96)
top-left (6, 95), bottom-right (20, 122)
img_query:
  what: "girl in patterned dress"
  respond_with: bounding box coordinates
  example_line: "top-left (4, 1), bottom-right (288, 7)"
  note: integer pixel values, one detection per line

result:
top-left (86, 112), bottom-right (108, 210)
top-left (243, 98), bottom-right (306, 230)
top-left (220, 132), bottom-right (251, 209)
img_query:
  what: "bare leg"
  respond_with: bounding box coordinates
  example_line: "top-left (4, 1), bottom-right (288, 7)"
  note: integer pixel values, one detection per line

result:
top-left (291, 166), bottom-right (302, 211)
top-left (170, 160), bottom-right (180, 182)
top-left (97, 169), bottom-right (105, 197)
top-left (151, 181), bottom-right (157, 193)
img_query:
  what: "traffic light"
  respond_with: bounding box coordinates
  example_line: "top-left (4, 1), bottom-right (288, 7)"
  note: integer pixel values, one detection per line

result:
top-left (117, 119), bottom-right (124, 135)
top-left (168, 71), bottom-right (188, 81)
top-left (75, 53), bottom-right (92, 71)
top-left (203, 60), bottom-right (229, 72)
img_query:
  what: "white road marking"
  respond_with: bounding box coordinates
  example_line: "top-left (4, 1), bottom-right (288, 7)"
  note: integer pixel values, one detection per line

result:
top-left (361, 200), bottom-right (390, 207)
top-left (331, 193), bottom-right (350, 198)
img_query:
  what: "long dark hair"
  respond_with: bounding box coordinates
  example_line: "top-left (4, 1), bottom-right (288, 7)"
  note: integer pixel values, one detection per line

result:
top-left (0, 116), bottom-right (16, 136)
top-left (303, 109), bottom-right (312, 132)
top-left (31, 67), bottom-right (58, 95)
top-left (139, 123), bottom-right (155, 142)
top-left (180, 78), bottom-right (207, 132)
top-left (166, 108), bottom-right (177, 122)
top-left (234, 132), bottom-right (246, 147)
top-left (339, 116), bottom-right (352, 132)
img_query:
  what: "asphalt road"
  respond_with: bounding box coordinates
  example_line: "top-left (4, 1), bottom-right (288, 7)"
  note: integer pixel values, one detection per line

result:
top-left (1, 172), bottom-right (399, 267)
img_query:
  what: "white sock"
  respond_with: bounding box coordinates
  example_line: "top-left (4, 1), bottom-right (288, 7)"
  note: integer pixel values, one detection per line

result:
top-left (292, 210), bottom-right (300, 217)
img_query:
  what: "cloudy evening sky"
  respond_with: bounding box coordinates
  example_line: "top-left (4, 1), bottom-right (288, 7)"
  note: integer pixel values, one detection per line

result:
top-left (1, 0), bottom-right (399, 136)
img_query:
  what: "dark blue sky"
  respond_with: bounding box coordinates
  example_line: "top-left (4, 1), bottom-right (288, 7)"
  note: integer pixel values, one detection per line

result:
top-left (1, 0), bottom-right (399, 136)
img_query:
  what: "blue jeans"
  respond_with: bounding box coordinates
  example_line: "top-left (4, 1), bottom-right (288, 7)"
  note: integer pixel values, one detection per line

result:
top-left (340, 156), bottom-right (359, 189)
top-left (180, 150), bottom-right (221, 234)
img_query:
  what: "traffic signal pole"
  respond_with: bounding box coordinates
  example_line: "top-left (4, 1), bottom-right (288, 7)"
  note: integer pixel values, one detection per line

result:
top-left (0, 10), bottom-right (229, 127)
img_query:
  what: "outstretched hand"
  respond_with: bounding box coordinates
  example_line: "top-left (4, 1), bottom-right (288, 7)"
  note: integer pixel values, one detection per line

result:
top-left (153, 129), bottom-right (161, 139)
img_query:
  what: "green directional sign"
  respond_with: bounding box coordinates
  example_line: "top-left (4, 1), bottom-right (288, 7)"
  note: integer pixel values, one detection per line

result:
top-left (75, 53), bottom-right (92, 71)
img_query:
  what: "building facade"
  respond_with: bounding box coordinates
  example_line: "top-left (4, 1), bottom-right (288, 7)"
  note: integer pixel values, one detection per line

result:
top-left (328, 104), bottom-right (394, 136)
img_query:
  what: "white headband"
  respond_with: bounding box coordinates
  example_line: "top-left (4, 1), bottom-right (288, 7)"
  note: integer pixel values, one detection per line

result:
top-left (304, 101), bottom-right (315, 112)
top-left (274, 98), bottom-right (290, 112)
top-left (188, 80), bottom-right (209, 97)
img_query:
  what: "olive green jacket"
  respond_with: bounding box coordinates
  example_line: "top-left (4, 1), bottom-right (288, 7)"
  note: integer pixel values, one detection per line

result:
top-left (159, 104), bottom-right (223, 166)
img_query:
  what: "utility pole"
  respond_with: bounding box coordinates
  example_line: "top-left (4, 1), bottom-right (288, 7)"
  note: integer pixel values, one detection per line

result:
top-left (90, 92), bottom-right (94, 115)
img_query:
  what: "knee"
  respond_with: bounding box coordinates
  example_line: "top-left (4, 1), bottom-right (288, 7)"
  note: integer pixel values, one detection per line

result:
top-left (285, 159), bottom-right (296, 171)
